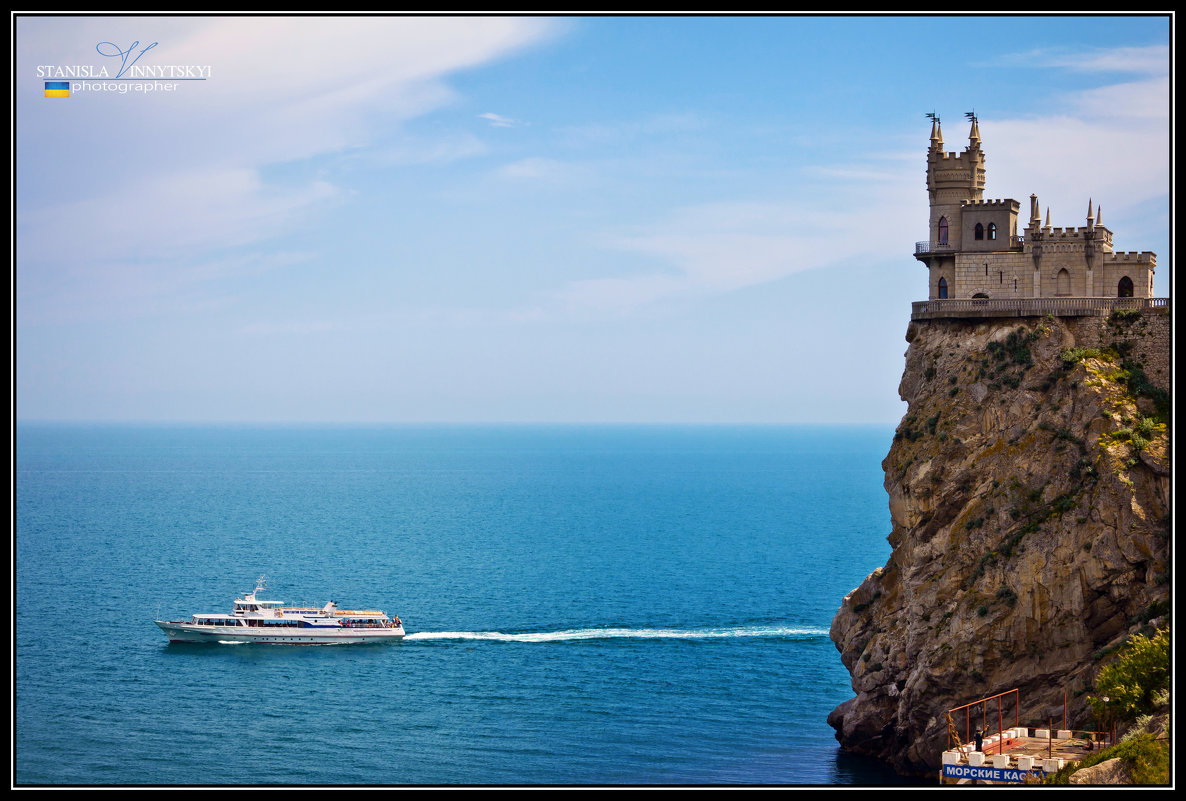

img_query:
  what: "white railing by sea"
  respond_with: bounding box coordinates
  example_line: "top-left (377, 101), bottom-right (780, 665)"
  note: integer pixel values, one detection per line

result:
top-left (911, 296), bottom-right (1168, 320)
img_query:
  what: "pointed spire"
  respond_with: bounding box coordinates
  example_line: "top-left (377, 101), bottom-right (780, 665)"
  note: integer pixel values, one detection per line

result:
top-left (964, 111), bottom-right (981, 150)
top-left (1087, 198), bottom-right (1094, 230)
top-left (1097, 206), bottom-right (1102, 226)
top-left (926, 112), bottom-right (944, 151)
top-left (1030, 194), bottom-right (1040, 224)
top-left (1045, 207), bottom-right (1051, 231)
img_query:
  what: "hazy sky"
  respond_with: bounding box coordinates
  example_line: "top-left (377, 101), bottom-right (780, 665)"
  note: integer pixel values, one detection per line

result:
top-left (14, 14), bottom-right (1172, 423)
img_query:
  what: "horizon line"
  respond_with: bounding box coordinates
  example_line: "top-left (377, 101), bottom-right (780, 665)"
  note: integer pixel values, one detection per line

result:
top-left (14, 418), bottom-right (902, 427)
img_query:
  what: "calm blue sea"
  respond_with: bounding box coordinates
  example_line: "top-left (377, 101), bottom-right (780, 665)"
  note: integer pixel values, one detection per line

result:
top-left (15, 424), bottom-right (917, 786)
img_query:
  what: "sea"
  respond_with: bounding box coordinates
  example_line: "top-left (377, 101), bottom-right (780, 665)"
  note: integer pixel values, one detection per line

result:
top-left (14, 423), bottom-right (923, 786)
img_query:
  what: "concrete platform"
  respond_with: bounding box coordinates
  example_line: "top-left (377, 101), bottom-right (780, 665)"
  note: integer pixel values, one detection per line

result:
top-left (941, 732), bottom-right (1111, 784)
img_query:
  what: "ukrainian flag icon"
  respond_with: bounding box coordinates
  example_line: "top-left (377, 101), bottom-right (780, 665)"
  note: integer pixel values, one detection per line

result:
top-left (44, 81), bottom-right (70, 98)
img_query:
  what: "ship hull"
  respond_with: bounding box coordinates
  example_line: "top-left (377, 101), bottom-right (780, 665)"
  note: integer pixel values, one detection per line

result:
top-left (156, 621), bottom-right (405, 645)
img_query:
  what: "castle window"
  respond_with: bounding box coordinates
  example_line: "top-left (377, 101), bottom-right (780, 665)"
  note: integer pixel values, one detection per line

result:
top-left (988, 223), bottom-right (997, 240)
top-left (1118, 276), bottom-right (1134, 298)
top-left (1056, 268), bottom-right (1071, 296)
top-left (974, 223), bottom-right (984, 240)
top-left (937, 277), bottom-right (948, 299)
top-left (938, 217), bottom-right (948, 245)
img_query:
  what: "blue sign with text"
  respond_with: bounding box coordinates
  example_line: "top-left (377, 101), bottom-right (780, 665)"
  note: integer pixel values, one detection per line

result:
top-left (942, 763), bottom-right (1046, 783)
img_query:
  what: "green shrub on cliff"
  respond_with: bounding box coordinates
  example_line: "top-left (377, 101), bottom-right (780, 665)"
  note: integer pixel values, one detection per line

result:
top-left (1044, 732), bottom-right (1169, 785)
top-left (1089, 627), bottom-right (1170, 721)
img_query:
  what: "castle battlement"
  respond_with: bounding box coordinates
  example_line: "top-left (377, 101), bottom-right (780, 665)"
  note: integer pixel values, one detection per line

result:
top-left (963, 199), bottom-right (1020, 209)
top-left (1108, 251), bottom-right (1156, 264)
top-left (1031, 225), bottom-right (1114, 241)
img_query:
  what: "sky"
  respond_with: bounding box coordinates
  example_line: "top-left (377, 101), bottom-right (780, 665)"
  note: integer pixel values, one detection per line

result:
top-left (13, 14), bottom-right (1173, 424)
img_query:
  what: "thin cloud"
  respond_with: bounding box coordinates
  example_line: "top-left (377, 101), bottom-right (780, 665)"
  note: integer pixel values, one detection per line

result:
top-left (556, 112), bottom-right (707, 145)
top-left (494, 156), bottom-right (584, 182)
top-left (375, 131), bottom-right (489, 166)
top-left (545, 182), bottom-right (920, 317)
top-left (992, 44), bottom-right (1168, 76)
top-left (479, 112), bottom-right (527, 128)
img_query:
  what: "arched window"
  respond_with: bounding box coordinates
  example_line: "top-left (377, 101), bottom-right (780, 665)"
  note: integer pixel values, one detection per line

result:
top-left (938, 216), bottom-right (948, 246)
top-left (972, 292), bottom-right (989, 299)
top-left (974, 223), bottom-right (984, 240)
top-left (987, 223), bottom-right (997, 241)
top-left (937, 277), bottom-right (948, 299)
top-left (1056, 269), bottom-right (1071, 296)
top-left (1118, 276), bottom-right (1134, 298)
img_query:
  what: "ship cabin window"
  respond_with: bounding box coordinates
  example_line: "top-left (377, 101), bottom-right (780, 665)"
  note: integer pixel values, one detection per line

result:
top-left (937, 277), bottom-right (948, 299)
top-left (1118, 276), bottom-right (1134, 298)
top-left (988, 223), bottom-right (998, 240)
top-left (974, 223), bottom-right (984, 240)
top-left (938, 217), bottom-right (948, 245)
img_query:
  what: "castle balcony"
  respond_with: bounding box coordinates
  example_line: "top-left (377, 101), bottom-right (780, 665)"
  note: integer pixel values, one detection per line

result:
top-left (911, 296), bottom-right (1168, 321)
top-left (914, 237), bottom-right (1024, 256)
top-left (914, 240), bottom-right (954, 255)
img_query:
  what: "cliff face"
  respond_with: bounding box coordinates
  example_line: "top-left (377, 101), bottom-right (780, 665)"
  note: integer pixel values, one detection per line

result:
top-left (828, 309), bottom-right (1171, 776)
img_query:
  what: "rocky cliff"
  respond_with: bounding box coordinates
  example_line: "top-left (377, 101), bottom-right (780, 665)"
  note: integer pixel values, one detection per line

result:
top-left (828, 308), bottom-right (1171, 776)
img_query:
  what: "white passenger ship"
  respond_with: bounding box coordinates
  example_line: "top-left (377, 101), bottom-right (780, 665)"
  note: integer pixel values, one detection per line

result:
top-left (155, 578), bottom-right (405, 644)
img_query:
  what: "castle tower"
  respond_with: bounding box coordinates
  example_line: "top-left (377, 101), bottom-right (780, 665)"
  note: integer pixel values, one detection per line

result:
top-left (925, 117), bottom-right (985, 249)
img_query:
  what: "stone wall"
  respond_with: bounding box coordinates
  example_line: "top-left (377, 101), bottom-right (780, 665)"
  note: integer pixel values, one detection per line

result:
top-left (1062, 308), bottom-right (1170, 392)
top-left (951, 251), bottom-right (1031, 298)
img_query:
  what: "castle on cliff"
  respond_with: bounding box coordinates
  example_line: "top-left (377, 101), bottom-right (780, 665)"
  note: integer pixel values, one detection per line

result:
top-left (912, 115), bottom-right (1161, 318)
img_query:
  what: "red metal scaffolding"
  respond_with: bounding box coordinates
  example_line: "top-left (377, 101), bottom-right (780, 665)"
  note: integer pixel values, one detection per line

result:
top-left (948, 688), bottom-right (1021, 752)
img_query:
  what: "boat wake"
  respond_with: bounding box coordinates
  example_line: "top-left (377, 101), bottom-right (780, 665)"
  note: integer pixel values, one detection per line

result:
top-left (404, 625), bottom-right (828, 643)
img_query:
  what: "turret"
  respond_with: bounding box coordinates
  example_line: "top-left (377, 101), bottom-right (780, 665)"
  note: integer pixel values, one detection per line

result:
top-left (925, 115), bottom-right (985, 249)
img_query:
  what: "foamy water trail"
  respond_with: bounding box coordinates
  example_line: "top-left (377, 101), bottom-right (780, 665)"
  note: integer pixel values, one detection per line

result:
top-left (404, 625), bottom-right (828, 643)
